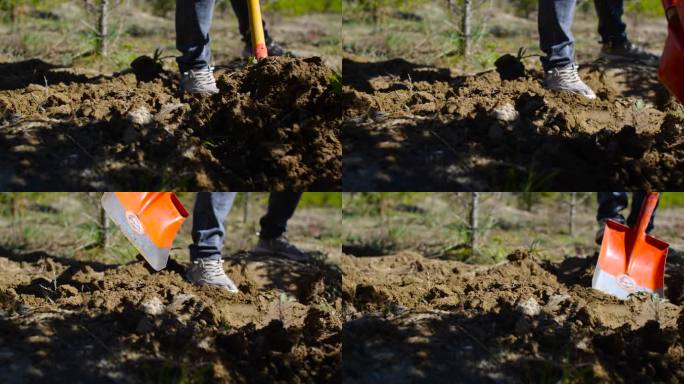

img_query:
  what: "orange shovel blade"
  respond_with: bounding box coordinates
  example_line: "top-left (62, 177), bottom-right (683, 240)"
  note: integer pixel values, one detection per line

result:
top-left (101, 192), bottom-right (189, 271)
top-left (593, 220), bottom-right (668, 299)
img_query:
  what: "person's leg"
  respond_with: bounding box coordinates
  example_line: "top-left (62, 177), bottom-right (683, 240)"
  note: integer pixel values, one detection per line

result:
top-left (189, 192), bottom-right (237, 261)
top-left (254, 192), bottom-right (308, 261)
top-left (538, 0), bottom-right (577, 71)
top-left (538, 0), bottom-right (596, 99)
top-left (593, 0), bottom-right (658, 62)
top-left (593, 0), bottom-right (627, 44)
top-left (187, 192), bottom-right (239, 292)
top-left (176, 0), bottom-right (216, 72)
top-left (259, 192), bottom-right (302, 238)
top-left (626, 191), bottom-right (657, 233)
top-left (597, 192), bottom-right (629, 223)
top-left (595, 192), bottom-right (628, 244)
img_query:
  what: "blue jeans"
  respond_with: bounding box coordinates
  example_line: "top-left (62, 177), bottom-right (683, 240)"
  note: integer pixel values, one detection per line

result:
top-left (176, 0), bottom-right (271, 71)
top-left (596, 192), bottom-right (657, 232)
top-left (189, 192), bottom-right (302, 261)
top-left (538, 0), bottom-right (628, 70)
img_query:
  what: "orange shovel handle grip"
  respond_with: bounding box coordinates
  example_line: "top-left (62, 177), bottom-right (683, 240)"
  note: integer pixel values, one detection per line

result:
top-left (634, 192), bottom-right (659, 238)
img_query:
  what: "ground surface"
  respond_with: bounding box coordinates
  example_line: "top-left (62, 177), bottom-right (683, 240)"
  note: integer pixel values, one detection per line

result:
top-left (342, 250), bottom-right (684, 383)
top-left (342, 5), bottom-right (684, 191)
top-left (343, 56), bottom-right (684, 190)
top-left (0, 56), bottom-right (341, 190)
top-left (0, 249), bottom-right (341, 384)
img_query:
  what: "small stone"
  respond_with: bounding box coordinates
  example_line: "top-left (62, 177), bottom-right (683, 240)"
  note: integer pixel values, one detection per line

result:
top-left (492, 103), bottom-right (519, 123)
top-left (516, 297), bottom-right (541, 317)
top-left (140, 297), bottom-right (164, 316)
top-left (126, 106), bottom-right (153, 126)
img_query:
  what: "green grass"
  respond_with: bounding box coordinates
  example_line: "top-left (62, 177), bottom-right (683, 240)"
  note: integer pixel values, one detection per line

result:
top-left (625, 0), bottom-right (664, 17)
top-left (265, 0), bottom-right (342, 14)
top-left (658, 192), bottom-right (684, 208)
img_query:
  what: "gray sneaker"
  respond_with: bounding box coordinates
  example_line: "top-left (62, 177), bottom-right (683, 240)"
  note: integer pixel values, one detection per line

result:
top-left (253, 235), bottom-right (309, 262)
top-left (600, 40), bottom-right (659, 65)
top-left (241, 40), bottom-right (290, 58)
top-left (186, 258), bottom-right (238, 293)
top-left (544, 64), bottom-right (597, 100)
top-left (179, 67), bottom-right (219, 95)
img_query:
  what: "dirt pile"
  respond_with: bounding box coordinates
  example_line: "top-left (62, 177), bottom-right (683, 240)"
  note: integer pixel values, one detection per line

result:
top-left (0, 56), bottom-right (341, 190)
top-left (0, 250), bottom-right (341, 383)
top-left (342, 56), bottom-right (684, 190)
top-left (342, 250), bottom-right (684, 383)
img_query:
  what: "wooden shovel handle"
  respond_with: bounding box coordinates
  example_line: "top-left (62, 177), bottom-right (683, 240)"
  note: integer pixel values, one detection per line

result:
top-left (247, 0), bottom-right (268, 59)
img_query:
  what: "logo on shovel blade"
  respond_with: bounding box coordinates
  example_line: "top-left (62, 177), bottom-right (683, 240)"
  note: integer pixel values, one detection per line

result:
top-left (616, 274), bottom-right (637, 292)
top-left (125, 211), bottom-right (144, 235)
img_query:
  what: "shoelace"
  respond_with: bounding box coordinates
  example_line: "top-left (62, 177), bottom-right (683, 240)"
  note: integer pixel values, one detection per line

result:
top-left (189, 68), bottom-right (216, 88)
top-left (555, 65), bottom-right (582, 85)
top-left (198, 259), bottom-right (225, 279)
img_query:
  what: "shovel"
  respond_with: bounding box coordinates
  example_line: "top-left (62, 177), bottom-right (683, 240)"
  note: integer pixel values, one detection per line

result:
top-left (247, 0), bottom-right (268, 60)
top-left (659, 0), bottom-right (684, 103)
top-left (592, 192), bottom-right (668, 299)
top-left (102, 192), bottom-right (189, 271)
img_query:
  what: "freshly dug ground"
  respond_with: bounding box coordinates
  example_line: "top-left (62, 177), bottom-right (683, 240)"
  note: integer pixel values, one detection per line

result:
top-left (343, 55), bottom-right (684, 190)
top-left (0, 250), bottom-right (341, 383)
top-left (0, 56), bottom-right (341, 190)
top-left (342, 250), bottom-right (684, 383)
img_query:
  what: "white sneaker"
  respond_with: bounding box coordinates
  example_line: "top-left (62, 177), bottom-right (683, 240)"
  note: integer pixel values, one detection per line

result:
top-left (544, 64), bottom-right (597, 100)
top-left (179, 67), bottom-right (219, 95)
top-left (186, 258), bottom-right (238, 293)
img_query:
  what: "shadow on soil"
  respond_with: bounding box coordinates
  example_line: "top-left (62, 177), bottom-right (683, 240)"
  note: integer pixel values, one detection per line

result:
top-left (0, 59), bottom-right (105, 91)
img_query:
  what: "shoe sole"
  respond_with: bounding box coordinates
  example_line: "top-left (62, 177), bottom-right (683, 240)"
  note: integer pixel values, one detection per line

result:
top-left (544, 85), bottom-right (597, 100)
top-left (185, 271), bottom-right (238, 293)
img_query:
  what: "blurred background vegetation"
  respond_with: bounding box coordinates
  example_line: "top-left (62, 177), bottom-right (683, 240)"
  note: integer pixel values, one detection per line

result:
top-left (343, 192), bottom-right (684, 265)
top-left (343, 0), bottom-right (667, 71)
top-left (0, 0), bottom-right (342, 73)
top-left (0, 192), bottom-right (341, 265)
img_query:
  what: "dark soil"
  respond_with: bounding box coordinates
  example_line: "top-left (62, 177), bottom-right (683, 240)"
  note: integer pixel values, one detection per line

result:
top-left (342, 55), bottom-right (684, 191)
top-left (342, 250), bottom-right (684, 383)
top-left (0, 56), bottom-right (341, 190)
top-left (0, 250), bottom-right (342, 383)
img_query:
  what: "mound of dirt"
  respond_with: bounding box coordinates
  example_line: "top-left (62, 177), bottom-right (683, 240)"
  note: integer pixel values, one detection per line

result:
top-left (342, 250), bottom-right (684, 383)
top-left (0, 251), bottom-right (341, 383)
top-left (0, 56), bottom-right (341, 190)
top-left (342, 56), bottom-right (684, 190)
